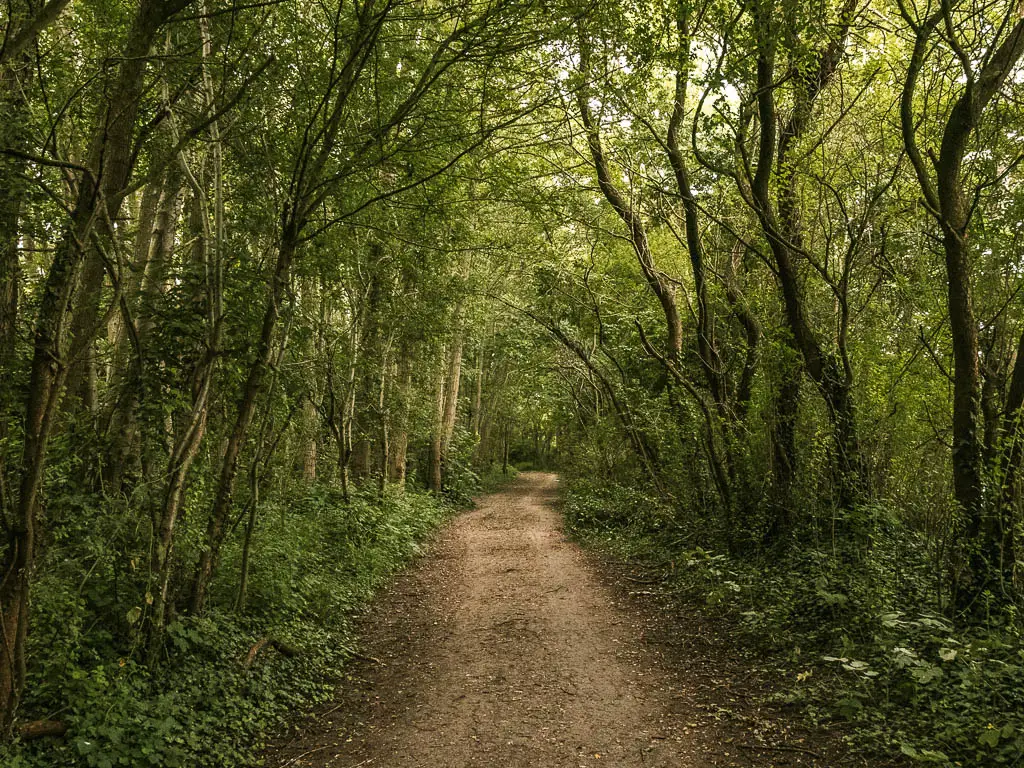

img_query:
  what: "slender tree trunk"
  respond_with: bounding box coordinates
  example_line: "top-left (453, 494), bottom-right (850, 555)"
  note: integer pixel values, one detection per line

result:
top-left (61, 0), bottom-right (179, 417)
top-left (147, 390), bottom-right (210, 660)
top-left (766, 359), bottom-right (800, 539)
top-left (303, 397), bottom-right (318, 481)
top-left (502, 421), bottom-right (509, 475)
top-left (0, 0), bottom-right (188, 728)
top-left (744, 3), bottom-right (864, 509)
top-left (439, 331), bottom-right (464, 484)
top-left (234, 463), bottom-right (260, 614)
top-left (338, 340), bottom-right (361, 499)
top-left (723, 241), bottom-right (761, 420)
top-left (575, 68), bottom-right (683, 361)
top-left (377, 349), bottom-right (389, 498)
top-left (388, 358), bottom-right (412, 486)
top-left (428, 346), bottom-right (447, 494)
top-left (471, 343), bottom-right (484, 438)
top-left (190, 230), bottom-right (296, 614)
top-left (104, 172), bottom-right (184, 493)
top-left (898, 13), bottom-right (1024, 606)
top-left (944, 228), bottom-right (988, 601)
top-left (666, 1), bottom-right (727, 409)
top-left (149, 94), bottom-right (224, 648)
top-left (0, 59), bottom-right (29, 551)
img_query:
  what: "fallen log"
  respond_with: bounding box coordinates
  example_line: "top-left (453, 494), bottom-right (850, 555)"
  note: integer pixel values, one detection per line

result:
top-left (243, 636), bottom-right (300, 667)
top-left (18, 720), bottom-right (68, 740)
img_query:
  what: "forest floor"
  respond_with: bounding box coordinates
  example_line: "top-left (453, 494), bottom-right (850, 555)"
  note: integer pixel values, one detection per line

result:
top-left (261, 472), bottom-right (868, 768)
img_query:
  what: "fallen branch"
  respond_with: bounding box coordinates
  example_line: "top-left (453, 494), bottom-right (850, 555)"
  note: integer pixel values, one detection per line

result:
top-left (278, 743), bottom-right (330, 767)
top-left (18, 720), bottom-right (68, 740)
top-left (338, 643), bottom-right (383, 666)
top-left (244, 637), bottom-right (301, 667)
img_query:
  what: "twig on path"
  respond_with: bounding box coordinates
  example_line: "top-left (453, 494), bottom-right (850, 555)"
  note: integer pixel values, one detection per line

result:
top-left (318, 701), bottom-right (347, 719)
top-left (338, 643), bottom-right (383, 665)
top-left (278, 744), bottom-right (330, 767)
top-left (279, 729), bottom-right (351, 767)
top-left (340, 759), bottom-right (373, 768)
top-left (737, 742), bottom-right (823, 759)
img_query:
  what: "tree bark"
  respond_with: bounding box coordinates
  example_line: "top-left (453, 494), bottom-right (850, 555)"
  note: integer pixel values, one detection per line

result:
top-left (439, 330), bottom-right (464, 485)
top-left (388, 358), bottom-right (412, 486)
top-left (428, 345), bottom-right (447, 494)
top-left (148, 94), bottom-right (224, 649)
top-left (103, 171), bottom-right (184, 493)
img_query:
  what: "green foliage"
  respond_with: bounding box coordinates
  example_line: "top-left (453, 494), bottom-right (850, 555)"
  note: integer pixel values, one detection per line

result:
top-left (477, 463), bottom-right (519, 493)
top-left (563, 478), bottom-right (1024, 767)
top-left (2, 485), bottom-right (449, 768)
top-left (441, 426), bottom-right (484, 506)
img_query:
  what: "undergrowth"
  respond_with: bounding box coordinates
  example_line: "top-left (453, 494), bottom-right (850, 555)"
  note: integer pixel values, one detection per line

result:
top-left (563, 477), bottom-right (1024, 768)
top-left (2, 484), bottom-right (451, 768)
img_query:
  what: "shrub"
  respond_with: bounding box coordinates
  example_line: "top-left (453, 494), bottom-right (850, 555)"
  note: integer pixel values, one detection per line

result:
top-left (3, 483), bottom-right (450, 768)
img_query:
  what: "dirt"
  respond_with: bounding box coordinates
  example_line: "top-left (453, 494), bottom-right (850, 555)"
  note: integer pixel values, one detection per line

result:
top-left (262, 472), bottom-right (868, 768)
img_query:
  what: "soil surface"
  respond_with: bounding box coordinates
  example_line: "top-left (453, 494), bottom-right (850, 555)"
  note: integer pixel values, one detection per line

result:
top-left (262, 472), bottom-right (865, 768)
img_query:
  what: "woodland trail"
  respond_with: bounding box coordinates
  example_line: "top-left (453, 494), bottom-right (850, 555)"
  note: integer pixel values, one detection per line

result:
top-left (264, 473), bottom-right (849, 768)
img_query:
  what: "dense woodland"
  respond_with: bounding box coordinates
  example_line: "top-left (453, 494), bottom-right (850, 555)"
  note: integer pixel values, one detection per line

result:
top-left (2, 0), bottom-right (1024, 764)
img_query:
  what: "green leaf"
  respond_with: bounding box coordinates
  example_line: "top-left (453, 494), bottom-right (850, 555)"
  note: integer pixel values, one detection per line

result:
top-left (979, 728), bottom-right (1001, 748)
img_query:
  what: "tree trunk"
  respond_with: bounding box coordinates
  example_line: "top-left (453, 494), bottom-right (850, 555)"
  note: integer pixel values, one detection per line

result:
top-left (190, 230), bottom-right (296, 614)
top-left (0, 0), bottom-right (189, 729)
top-left (234, 459), bottom-right (260, 614)
top-left (428, 346), bottom-right (447, 494)
top-left (303, 397), bottom-right (318, 482)
top-left (148, 114), bottom-right (224, 650)
top-left (0, 58), bottom-right (29, 550)
top-left (104, 171), bottom-right (184, 493)
top-left (575, 65), bottom-right (683, 361)
top-left (744, 3), bottom-right (864, 509)
top-left (388, 359), bottom-right (412, 486)
top-left (377, 350), bottom-right (389, 498)
top-left (471, 343), bottom-right (484, 438)
top-left (439, 331), bottom-right (464, 484)
top-left (666, 1), bottom-right (727, 410)
top-left (61, 0), bottom-right (179, 417)
top-left (502, 421), bottom-right (510, 476)
top-left (899, 12), bottom-right (1024, 608)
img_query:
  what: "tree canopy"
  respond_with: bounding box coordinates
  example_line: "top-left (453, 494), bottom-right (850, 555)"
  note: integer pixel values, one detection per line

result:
top-left (3, 0), bottom-right (1024, 763)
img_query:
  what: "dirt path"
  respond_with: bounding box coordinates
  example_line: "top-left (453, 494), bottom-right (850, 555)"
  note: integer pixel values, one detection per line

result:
top-left (264, 473), bottom-right (849, 768)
